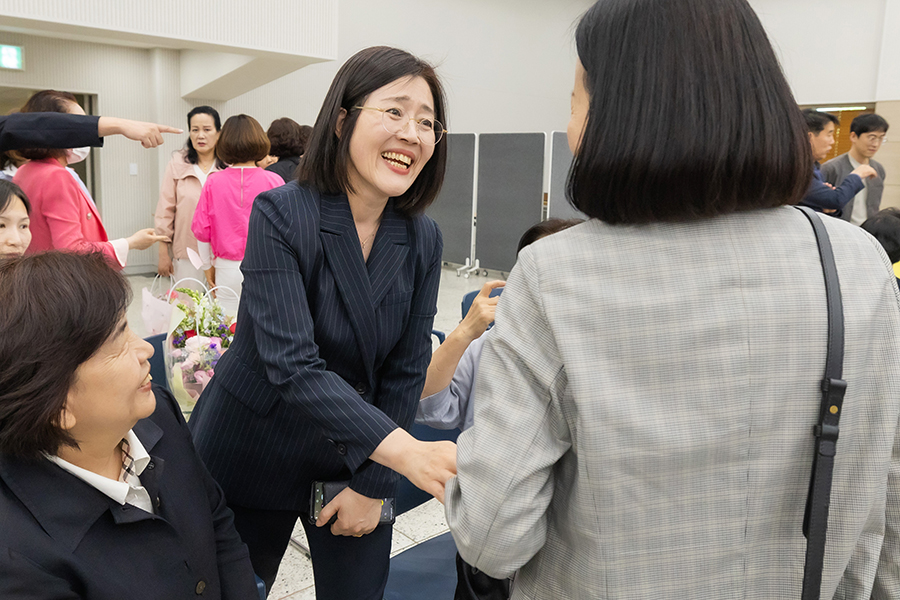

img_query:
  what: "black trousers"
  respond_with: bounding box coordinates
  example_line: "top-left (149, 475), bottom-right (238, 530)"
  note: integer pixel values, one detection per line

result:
top-left (229, 503), bottom-right (392, 600)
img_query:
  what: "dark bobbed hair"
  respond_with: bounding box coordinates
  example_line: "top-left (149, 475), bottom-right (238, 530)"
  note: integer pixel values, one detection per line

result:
top-left (803, 109), bottom-right (840, 134)
top-left (850, 113), bottom-right (889, 136)
top-left (17, 90), bottom-right (79, 161)
top-left (267, 118), bottom-right (310, 159)
top-left (861, 208), bottom-right (900, 264)
top-left (215, 114), bottom-right (270, 165)
top-left (0, 179), bottom-right (31, 215)
top-left (567, 0), bottom-right (810, 224)
top-left (185, 105), bottom-right (225, 168)
top-left (297, 46), bottom-right (448, 216)
top-left (0, 252), bottom-right (131, 459)
top-left (517, 218), bottom-right (584, 255)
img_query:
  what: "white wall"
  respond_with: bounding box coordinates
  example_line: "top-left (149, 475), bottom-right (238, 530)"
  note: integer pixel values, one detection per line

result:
top-left (225, 0), bottom-right (592, 135)
top-left (749, 0), bottom-right (893, 104)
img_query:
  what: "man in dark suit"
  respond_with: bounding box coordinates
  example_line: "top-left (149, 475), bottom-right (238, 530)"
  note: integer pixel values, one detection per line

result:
top-left (799, 109), bottom-right (876, 216)
top-left (822, 113), bottom-right (889, 225)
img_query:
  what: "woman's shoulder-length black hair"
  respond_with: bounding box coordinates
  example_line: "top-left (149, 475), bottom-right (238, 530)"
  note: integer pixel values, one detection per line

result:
top-left (567, 0), bottom-right (811, 224)
top-left (297, 46), bottom-right (448, 216)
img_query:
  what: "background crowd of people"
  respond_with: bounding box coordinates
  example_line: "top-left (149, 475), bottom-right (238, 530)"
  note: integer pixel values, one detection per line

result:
top-left (1, 0), bottom-right (900, 599)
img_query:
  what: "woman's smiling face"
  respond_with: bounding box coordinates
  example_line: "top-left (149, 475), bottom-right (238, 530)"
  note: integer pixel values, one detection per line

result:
top-left (343, 76), bottom-right (436, 202)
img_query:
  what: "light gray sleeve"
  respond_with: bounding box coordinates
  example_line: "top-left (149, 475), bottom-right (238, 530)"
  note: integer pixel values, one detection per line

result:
top-left (415, 334), bottom-right (487, 431)
top-left (444, 249), bottom-right (571, 579)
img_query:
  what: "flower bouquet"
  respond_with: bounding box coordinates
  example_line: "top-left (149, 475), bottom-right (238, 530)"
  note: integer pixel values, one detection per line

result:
top-left (164, 285), bottom-right (236, 414)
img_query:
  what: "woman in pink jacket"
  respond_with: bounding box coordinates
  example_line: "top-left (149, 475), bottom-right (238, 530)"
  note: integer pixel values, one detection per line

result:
top-left (155, 106), bottom-right (223, 286)
top-left (192, 114), bottom-right (284, 315)
top-left (13, 90), bottom-right (167, 268)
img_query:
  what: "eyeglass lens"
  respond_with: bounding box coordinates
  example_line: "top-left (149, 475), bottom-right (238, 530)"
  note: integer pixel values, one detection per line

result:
top-left (381, 110), bottom-right (444, 145)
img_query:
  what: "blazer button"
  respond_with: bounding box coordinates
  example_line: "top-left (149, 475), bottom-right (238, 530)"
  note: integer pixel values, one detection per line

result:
top-left (337, 443), bottom-right (347, 456)
top-left (354, 382), bottom-right (369, 395)
top-left (195, 580), bottom-right (207, 595)
top-left (86, 213), bottom-right (92, 220)
top-left (147, 461), bottom-right (155, 470)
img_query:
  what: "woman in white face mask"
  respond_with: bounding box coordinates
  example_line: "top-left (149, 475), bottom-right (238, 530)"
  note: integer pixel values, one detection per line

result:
top-left (13, 90), bottom-right (168, 268)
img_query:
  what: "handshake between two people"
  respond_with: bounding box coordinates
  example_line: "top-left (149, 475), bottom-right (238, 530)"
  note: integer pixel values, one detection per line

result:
top-left (316, 428), bottom-right (457, 537)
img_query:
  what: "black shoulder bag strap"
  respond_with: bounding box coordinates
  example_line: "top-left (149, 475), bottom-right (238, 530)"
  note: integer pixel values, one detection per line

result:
top-left (795, 206), bottom-right (848, 600)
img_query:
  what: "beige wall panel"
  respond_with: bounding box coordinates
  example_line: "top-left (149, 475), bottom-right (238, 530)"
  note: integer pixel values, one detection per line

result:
top-left (875, 100), bottom-right (900, 210)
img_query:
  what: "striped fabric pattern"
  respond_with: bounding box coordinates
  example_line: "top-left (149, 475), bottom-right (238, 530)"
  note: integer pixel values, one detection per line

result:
top-left (189, 181), bottom-right (442, 508)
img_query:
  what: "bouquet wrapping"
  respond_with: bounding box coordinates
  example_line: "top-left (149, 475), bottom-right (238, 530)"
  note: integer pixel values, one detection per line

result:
top-left (164, 284), bottom-right (236, 414)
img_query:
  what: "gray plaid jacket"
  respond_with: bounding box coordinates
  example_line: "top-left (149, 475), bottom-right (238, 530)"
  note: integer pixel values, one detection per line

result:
top-left (445, 207), bottom-right (900, 600)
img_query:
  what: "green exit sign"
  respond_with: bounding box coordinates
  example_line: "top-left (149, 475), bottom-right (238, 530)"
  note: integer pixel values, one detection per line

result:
top-left (0, 45), bottom-right (23, 70)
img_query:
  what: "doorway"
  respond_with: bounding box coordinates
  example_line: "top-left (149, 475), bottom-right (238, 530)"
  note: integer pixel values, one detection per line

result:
top-left (0, 86), bottom-right (100, 202)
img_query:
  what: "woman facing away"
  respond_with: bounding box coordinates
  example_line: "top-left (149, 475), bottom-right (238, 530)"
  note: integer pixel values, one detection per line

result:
top-left (13, 90), bottom-right (168, 268)
top-left (188, 46), bottom-right (456, 599)
top-left (444, 0), bottom-right (900, 598)
top-left (155, 106), bottom-right (223, 287)
top-left (190, 114), bottom-right (284, 315)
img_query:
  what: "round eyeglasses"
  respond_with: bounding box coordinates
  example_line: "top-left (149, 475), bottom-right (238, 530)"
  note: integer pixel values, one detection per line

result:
top-left (354, 106), bottom-right (446, 145)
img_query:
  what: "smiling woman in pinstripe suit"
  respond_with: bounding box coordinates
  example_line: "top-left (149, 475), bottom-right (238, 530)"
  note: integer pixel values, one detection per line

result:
top-left (188, 46), bottom-right (456, 599)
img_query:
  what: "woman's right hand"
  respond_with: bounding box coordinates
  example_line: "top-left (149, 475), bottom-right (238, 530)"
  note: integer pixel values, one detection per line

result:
top-left (370, 429), bottom-right (457, 503)
top-left (205, 267), bottom-right (216, 293)
top-left (127, 228), bottom-right (169, 251)
top-left (459, 280), bottom-right (505, 341)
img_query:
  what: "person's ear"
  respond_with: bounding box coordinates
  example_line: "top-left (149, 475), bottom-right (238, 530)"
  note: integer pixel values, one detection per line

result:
top-left (850, 132), bottom-right (859, 143)
top-left (335, 108), bottom-right (347, 139)
top-left (808, 131), bottom-right (815, 145)
top-left (59, 404), bottom-right (77, 432)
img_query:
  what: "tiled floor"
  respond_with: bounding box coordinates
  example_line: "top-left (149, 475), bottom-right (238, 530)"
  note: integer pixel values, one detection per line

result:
top-left (126, 264), bottom-right (502, 598)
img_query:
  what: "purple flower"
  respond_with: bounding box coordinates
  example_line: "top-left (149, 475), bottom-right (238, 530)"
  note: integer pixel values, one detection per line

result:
top-left (209, 342), bottom-right (218, 350)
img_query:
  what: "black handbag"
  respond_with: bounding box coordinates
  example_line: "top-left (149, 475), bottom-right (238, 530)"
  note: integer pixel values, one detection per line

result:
top-left (795, 206), bottom-right (847, 600)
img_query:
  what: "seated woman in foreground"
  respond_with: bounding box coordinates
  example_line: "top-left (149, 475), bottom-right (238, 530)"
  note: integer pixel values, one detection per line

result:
top-left (0, 251), bottom-right (257, 600)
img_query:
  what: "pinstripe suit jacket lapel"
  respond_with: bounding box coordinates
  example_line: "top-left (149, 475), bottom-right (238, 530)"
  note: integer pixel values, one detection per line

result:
top-left (319, 196), bottom-right (409, 384)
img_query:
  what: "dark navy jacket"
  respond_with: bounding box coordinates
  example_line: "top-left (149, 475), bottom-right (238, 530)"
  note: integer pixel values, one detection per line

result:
top-left (0, 386), bottom-right (256, 600)
top-left (189, 182), bottom-right (442, 508)
top-left (799, 162), bottom-right (864, 216)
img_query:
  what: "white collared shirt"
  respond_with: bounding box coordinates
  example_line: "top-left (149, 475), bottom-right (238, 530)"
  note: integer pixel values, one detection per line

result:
top-left (47, 430), bottom-right (155, 514)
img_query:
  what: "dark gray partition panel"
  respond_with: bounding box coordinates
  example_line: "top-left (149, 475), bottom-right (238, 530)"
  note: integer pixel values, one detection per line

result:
top-left (548, 130), bottom-right (588, 220)
top-left (475, 133), bottom-right (545, 273)
top-left (426, 133), bottom-right (476, 264)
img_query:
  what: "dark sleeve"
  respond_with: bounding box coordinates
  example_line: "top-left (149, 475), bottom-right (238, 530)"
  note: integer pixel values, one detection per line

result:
top-left (0, 547), bottom-right (80, 600)
top-left (241, 190), bottom-right (399, 474)
top-left (0, 113), bottom-right (103, 153)
top-left (155, 387), bottom-right (258, 600)
top-left (800, 173), bottom-right (864, 213)
top-left (349, 222), bottom-right (443, 499)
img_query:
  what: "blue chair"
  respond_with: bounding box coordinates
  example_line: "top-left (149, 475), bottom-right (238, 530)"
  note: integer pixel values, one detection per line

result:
top-left (255, 575), bottom-right (266, 599)
top-left (461, 287), bottom-right (503, 319)
top-left (145, 333), bottom-right (169, 392)
top-left (431, 329), bottom-right (446, 344)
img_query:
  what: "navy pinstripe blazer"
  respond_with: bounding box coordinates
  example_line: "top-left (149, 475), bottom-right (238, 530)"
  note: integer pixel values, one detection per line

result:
top-left (189, 181), bottom-right (442, 509)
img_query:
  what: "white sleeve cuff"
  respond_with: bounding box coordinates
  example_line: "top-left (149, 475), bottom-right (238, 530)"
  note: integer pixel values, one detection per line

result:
top-left (110, 238), bottom-right (129, 267)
